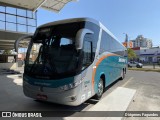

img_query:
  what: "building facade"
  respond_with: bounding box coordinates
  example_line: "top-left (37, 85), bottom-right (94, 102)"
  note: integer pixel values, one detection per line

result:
top-left (130, 35), bottom-right (152, 48)
top-left (0, 6), bottom-right (37, 50)
top-left (0, 6), bottom-right (37, 69)
top-left (131, 47), bottom-right (160, 63)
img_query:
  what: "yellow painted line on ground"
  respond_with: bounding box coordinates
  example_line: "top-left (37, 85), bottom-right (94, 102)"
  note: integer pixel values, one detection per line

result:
top-left (122, 77), bottom-right (134, 87)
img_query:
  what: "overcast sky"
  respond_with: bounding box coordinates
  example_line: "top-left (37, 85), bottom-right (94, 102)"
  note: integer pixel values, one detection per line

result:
top-left (37, 0), bottom-right (160, 46)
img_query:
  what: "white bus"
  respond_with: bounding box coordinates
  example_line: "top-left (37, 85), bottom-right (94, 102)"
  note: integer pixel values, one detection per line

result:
top-left (18, 18), bottom-right (127, 106)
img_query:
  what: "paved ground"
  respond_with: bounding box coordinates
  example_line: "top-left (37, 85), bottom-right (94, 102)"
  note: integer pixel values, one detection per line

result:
top-left (0, 70), bottom-right (160, 120)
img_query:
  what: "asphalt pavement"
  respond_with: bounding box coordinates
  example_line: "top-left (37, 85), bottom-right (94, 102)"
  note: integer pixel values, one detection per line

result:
top-left (0, 70), bottom-right (160, 120)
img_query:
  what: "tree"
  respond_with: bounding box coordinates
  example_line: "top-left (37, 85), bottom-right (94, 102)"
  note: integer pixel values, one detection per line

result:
top-left (3, 50), bottom-right (12, 55)
top-left (127, 48), bottom-right (137, 60)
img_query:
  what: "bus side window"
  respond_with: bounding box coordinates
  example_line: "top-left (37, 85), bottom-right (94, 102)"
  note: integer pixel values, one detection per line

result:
top-left (99, 30), bottom-right (110, 55)
top-left (82, 34), bottom-right (92, 69)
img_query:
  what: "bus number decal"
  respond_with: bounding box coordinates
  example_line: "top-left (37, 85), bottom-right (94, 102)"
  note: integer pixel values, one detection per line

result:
top-left (81, 94), bottom-right (86, 102)
top-left (88, 91), bottom-right (91, 98)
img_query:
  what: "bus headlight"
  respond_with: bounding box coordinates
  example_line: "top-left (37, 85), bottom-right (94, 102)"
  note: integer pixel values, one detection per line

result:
top-left (60, 80), bottom-right (81, 91)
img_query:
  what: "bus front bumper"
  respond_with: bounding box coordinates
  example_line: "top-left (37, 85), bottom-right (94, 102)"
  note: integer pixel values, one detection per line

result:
top-left (23, 81), bottom-right (83, 106)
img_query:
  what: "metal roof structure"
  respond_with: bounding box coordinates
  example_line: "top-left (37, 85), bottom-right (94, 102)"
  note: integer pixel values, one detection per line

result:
top-left (0, 0), bottom-right (77, 50)
top-left (0, 0), bottom-right (77, 12)
top-left (0, 6), bottom-right (37, 50)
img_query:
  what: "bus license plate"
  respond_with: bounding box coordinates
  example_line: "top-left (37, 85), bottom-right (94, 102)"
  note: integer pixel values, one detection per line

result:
top-left (36, 94), bottom-right (48, 100)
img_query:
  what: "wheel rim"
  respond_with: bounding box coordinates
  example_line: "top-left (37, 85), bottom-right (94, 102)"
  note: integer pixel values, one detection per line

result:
top-left (121, 70), bottom-right (124, 79)
top-left (98, 80), bottom-right (103, 96)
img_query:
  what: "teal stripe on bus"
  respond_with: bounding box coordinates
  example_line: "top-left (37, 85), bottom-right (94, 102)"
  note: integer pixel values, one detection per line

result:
top-left (23, 75), bottom-right (74, 88)
top-left (94, 55), bottom-right (126, 93)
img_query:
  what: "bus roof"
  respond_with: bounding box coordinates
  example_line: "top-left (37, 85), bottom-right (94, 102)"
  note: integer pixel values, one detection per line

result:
top-left (38, 18), bottom-right (125, 49)
top-left (38, 18), bottom-right (115, 38)
top-left (38, 18), bottom-right (99, 29)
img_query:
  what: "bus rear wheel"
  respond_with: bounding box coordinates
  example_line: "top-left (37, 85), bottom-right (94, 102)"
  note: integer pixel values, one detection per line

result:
top-left (94, 79), bottom-right (104, 100)
top-left (120, 69), bottom-right (125, 80)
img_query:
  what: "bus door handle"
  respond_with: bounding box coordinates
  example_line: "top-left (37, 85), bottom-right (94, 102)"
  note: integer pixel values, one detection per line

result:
top-left (96, 55), bottom-right (99, 60)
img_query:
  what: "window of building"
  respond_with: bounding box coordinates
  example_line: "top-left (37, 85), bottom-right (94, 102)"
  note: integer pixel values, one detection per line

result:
top-left (6, 7), bottom-right (16, 14)
top-left (0, 6), bottom-right (37, 33)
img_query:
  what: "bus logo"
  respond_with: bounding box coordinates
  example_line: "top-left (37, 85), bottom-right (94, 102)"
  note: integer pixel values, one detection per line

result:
top-left (119, 58), bottom-right (126, 63)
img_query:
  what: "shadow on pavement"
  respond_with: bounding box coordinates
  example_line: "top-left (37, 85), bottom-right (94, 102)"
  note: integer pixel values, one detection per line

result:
top-left (0, 73), bottom-right (92, 118)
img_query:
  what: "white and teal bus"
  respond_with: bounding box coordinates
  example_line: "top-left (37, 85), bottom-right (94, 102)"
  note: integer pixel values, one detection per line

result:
top-left (19, 18), bottom-right (127, 106)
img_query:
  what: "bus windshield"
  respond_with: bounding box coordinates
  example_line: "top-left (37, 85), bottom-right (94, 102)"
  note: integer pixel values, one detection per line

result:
top-left (25, 25), bottom-right (81, 79)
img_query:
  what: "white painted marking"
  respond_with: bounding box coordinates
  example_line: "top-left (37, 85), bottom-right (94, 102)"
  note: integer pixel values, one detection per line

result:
top-left (88, 87), bottom-right (136, 120)
top-left (122, 77), bottom-right (133, 87)
top-left (65, 87), bottom-right (136, 120)
top-left (89, 87), bottom-right (136, 111)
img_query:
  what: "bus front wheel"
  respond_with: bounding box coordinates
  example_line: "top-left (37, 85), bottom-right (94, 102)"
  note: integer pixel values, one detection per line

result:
top-left (94, 79), bottom-right (104, 100)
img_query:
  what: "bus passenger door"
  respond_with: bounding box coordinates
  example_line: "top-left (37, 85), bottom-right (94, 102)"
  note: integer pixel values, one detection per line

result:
top-left (81, 34), bottom-right (94, 99)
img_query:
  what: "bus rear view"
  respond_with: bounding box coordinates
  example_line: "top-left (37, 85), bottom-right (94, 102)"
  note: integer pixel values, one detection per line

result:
top-left (22, 18), bottom-right (127, 106)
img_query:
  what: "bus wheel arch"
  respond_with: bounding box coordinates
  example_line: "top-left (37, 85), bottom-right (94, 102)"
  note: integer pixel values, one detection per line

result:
top-left (100, 74), bottom-right (105, 88)
top-left (94, 74), bottom-right (105, 100)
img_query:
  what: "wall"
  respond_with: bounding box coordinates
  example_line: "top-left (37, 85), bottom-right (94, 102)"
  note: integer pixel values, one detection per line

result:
top-left (140, 48), bottom-right (160, 55)
top-left (139, 47), bottom-right (160, 63)
top-left (0, 63), bottom-right (17, 70)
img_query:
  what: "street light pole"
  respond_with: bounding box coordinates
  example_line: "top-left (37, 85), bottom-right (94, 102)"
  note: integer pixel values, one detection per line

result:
top-left (123, 33), bottom-right (129, 64)
top-left (124, 33), bottom-right (129, 49)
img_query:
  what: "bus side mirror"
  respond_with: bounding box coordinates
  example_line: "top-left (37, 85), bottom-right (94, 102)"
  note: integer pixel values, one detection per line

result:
top-left (75, 28), bottom-right (94, 50)
top-left (14, 35), bottom-right (33, 52)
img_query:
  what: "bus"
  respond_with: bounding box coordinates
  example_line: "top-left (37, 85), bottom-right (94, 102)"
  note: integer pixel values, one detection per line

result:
top-left (18, 18), bottom-right (127, 106)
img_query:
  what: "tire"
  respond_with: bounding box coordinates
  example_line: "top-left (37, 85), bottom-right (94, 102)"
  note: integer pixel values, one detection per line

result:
top-left (124, 68), bottom-right (127, 74)
top-left (128, 65), bottom-right (132, 68)
top-left (94, 79), bottom-right (104, 100)
top-left (120, 69), bottom-right (125, 80)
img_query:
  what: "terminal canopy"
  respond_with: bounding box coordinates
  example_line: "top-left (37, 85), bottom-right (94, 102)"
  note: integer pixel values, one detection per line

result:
top-left (0, 0), bottom-right (77, 50)
top-left (0, 0), bottom-right (77, 12)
